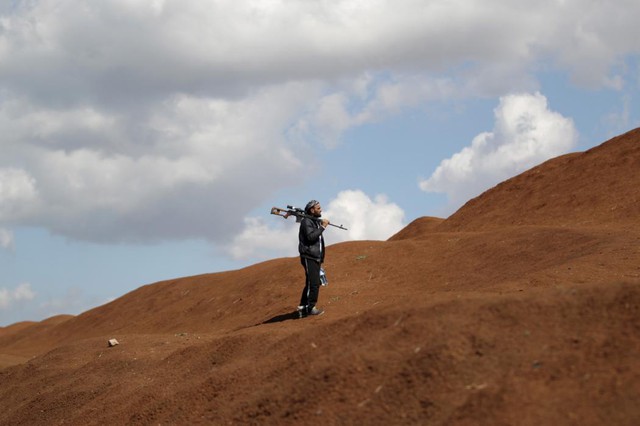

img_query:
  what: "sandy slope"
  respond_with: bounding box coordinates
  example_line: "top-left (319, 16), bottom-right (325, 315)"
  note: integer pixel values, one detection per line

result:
top-left (1, 129), bottom-right (639, 425)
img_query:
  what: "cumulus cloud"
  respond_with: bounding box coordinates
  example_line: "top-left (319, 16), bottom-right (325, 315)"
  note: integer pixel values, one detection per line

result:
top-left (0, 228), bottom-right (14, 250)
top-left (0, 168), bottom-right (39, 219)
top-left (288, 74), bottom-right (460, 149)
top-left (228, 190), bottom-right (405, 260)
top-left (0, 85), bottom-right (319, 242)
top-left (0, 69), bottom-right (445, 244)
top-left (324, 190), bottom-right (405, 242)
top-left (0, 1), bottom-right (637, 245)
top-left (2, 1), bottom-right (638, 96)
top-left (420, 92), bottom-right (578, 210)
top-left (228, 218), bottom-right (299, 261)
top-left (0, 283), bottom-right (36, 309)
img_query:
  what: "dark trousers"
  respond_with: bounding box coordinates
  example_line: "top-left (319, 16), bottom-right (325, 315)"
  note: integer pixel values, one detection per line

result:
top-left (300, 257), bottom-right (321, 311)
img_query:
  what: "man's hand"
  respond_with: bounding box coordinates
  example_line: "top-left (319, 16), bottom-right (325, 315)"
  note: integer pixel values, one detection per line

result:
top-left (321, 219), bottom-right (330, 228)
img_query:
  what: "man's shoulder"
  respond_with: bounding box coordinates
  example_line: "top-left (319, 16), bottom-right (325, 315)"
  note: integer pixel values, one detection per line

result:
top-left (299, 216), bottom-right (319, 229)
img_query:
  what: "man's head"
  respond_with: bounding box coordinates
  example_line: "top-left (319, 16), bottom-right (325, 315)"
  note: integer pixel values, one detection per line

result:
top-left (305, 200), bottom-right (322, 217)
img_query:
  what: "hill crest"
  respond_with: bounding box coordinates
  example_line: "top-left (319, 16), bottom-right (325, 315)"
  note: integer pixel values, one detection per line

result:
top-left (439, 127), bottom-right (640, 231)
top-left (1, 128), bottom-right (640, 424)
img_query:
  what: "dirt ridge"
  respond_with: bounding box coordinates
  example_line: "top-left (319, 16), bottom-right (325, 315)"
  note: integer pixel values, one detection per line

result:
top-left (1, 128), bottom-right (640, 425)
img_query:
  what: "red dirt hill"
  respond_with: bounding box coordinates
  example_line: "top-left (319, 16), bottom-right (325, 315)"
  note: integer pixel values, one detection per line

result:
top-left (1, 129), bottom-right (639, 425)
top-left (440, 128), bottom-right (640, 231)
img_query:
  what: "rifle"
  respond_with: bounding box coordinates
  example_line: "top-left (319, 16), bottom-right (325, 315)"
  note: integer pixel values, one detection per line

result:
top-left (270, 205), bottom-right (348, 231)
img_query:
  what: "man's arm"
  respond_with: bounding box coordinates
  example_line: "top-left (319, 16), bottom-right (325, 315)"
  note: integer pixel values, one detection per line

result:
top-left (301, 217), bottom-right (326, 242)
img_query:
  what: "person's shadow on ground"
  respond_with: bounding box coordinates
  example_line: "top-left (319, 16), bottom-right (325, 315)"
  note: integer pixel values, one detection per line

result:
top-left (260, 311), bottom-right (300, 324)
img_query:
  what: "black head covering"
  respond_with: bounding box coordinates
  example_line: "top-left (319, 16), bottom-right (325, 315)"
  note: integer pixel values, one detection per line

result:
top-left (305, 200), bottom-right (319, 214)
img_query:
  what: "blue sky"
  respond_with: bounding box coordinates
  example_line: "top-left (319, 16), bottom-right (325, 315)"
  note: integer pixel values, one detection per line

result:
top-left (1, 0), bottom-right (639, 325)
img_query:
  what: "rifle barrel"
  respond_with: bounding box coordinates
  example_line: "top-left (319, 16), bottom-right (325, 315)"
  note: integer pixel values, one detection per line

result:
top-left (328, 223), bottom-right (348, 230)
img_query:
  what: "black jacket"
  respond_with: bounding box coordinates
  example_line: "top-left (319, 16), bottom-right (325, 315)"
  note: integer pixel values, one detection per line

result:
top-left (298, 217), bottom-right (325, 263)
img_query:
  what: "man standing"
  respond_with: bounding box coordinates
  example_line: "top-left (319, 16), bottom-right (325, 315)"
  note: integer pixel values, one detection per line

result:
top-left (298, 200), bottom-right (329, 318)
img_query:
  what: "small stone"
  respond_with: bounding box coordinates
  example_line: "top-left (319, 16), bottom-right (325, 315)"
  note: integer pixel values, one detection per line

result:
top-left (108, 339), bottom-right (119, 347)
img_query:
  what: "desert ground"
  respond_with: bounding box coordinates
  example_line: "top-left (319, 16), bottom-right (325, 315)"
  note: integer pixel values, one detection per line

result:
top-left (1, 129), bottom-right (639, 425)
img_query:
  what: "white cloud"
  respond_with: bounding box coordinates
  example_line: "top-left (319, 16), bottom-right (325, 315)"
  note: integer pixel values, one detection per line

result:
top-left (0, 284), bottom-right (108, 324)
top-left (228, 190), bottom-right (405, 260)
top-left (0, 168), bottom-right (39, 220)
top-left (0, 228), bottom-right (14, 250)
top-left (0, 0), bottom-right (638, 244)
top-left (420, 92), bottom-right (578, 210)
top-left (13, 282), bottom-right (35, 301)
top-left (228, 217), bottom-right (299, 261)
top-left (289, 75), bottom-right (458, 148)
top-left (2, 0), bottom-right (637, 107)
top-left (0, 282), bottom-right (36, 309)
top-left (0, 73), bottom-right (446, 244)
top-left (0, 168), bottom-right (30, 196)
top-left (324, 190), bottom-right (405, 242)
top-left (0, 85), bottom-right (320, 242)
